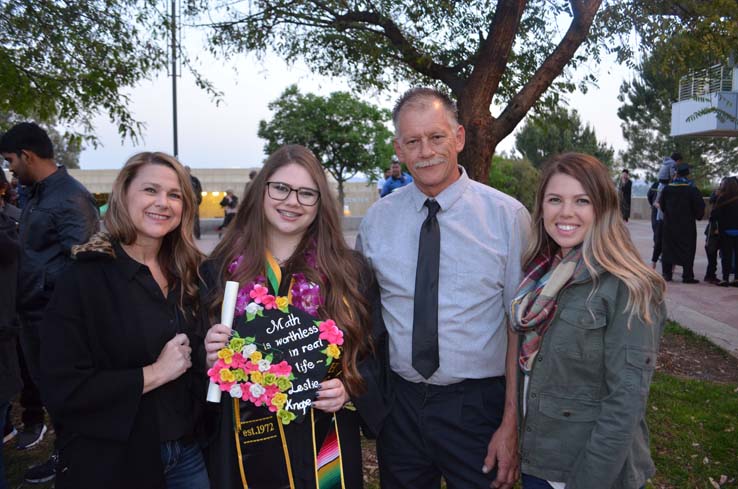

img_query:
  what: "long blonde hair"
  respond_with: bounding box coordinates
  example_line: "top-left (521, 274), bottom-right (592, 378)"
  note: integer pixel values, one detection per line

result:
top-left (104, 152), bottom-right (203, 311)
top-left (524, 152), bottom-right (665, 325)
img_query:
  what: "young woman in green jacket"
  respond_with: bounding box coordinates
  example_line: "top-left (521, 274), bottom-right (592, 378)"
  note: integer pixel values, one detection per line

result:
top-left (510, 153), bottom-right (666, 489)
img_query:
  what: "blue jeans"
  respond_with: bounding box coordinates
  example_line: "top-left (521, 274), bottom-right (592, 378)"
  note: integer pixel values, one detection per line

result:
top-left (160, 440), bottom-right (210, 489)
top-left (522, 474), bottom-right (554, 489)
top-left (522, 474), bottom-right (646, 489)
top-left (0, 402), bottom-right (9, 489)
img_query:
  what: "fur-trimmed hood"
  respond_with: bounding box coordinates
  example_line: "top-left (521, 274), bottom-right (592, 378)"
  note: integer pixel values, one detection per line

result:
top-left (71, 232), bottom-right (116, 261)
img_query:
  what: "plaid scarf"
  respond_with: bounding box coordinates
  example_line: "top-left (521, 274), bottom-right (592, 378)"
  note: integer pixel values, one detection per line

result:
top-left (510, 247), bottom-right (588, 372)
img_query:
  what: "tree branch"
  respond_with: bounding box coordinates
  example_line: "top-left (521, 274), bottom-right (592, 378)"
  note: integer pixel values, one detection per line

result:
top-left (493, 0), bottom-right (602, 140)
top-left (331, 10), bottom-right (465, 90)
top-left (464, 0), bottom-right (526, 102)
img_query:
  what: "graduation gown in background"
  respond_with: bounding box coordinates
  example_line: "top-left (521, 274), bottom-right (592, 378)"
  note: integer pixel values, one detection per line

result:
top-left (659, 180), bottom-right (705, 266)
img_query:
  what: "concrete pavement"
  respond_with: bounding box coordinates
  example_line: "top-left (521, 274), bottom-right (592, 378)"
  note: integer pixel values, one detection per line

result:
top-left (196, 218), bottom-right (738, 358)
top-left (627, 219), bottom-right (738, 358)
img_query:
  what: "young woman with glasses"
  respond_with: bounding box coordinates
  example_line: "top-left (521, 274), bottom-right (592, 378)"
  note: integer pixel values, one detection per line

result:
top-left (202, 144), bottom-right (385, 488)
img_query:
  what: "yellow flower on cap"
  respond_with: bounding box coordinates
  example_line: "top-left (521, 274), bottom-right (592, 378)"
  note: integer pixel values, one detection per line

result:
top-left (275, 296), bottom-right (289, 311)
top-left (218, 348), bottom-right (234, 365)
top-left (272, 393), bottom-right (287, 408)
top-left (326, 344), bottom-right (341, 359)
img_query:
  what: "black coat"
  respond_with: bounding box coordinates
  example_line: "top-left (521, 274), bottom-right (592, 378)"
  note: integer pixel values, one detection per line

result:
top-left (17, 166), bottom-right (98, 320)
top-left (712, 195), bottom-right (738, 234)
top-left (619, 179), bottom-right (632, 220)
top-left (0, 210), bottom-right (22, 401)
top-left (40, 236), bottom-right (207, 489)
top-left (659, 181), bottom-right (705, 266)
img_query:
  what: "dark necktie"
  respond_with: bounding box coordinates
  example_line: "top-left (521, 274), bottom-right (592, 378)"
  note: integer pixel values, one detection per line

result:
top-left (412, 199), bottom-right (441, 379)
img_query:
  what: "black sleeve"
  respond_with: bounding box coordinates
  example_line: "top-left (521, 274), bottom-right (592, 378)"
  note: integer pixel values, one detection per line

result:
top-left (646, 186), bottom-right (657, 207)
top-left (0, 213), bottom-right (19, 266)
top-left (692, 188), bottom-right (706, 220)
top-left (40, 267), bottom-right (144, 443)
top-left (350, 253), bottom-right (390, 438)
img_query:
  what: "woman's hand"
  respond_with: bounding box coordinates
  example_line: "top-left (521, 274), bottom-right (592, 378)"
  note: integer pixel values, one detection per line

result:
top-left (205, 323), bottom-right (232, 368)
top-left (312, 379), bottom-right (350, 413)
top-left (143, 333), bottom-right (191, 394)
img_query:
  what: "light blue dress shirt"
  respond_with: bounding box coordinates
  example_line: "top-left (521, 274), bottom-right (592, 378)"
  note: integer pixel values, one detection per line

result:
top-left (356, 166), bottom-right (530, 385)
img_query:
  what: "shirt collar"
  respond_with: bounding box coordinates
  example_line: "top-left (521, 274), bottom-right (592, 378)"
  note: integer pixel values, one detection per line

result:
top-left (409, 165), bottom-right (470, 213)
top-left (113, 241), bottom-right (146, 281)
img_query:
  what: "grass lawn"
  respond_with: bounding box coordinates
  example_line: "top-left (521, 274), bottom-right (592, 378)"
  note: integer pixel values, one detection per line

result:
top-left (4, 321), bottom-right (737, 488)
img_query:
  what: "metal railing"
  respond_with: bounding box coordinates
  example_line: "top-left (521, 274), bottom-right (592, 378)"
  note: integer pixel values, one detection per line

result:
top-left (678, 64), bottom-right (734, 101)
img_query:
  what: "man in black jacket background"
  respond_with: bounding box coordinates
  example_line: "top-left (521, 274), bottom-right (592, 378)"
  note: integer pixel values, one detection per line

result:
top-left (0, 168), bottom-right (22, 489)
top-left (0, 122), bottom-right (98, 484)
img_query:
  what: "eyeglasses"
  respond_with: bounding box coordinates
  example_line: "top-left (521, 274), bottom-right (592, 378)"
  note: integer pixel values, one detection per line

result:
top-left (266, 181), bottom-right (321, 206)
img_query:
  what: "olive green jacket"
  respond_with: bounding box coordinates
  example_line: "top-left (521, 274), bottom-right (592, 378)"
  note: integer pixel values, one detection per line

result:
top-left (518, 270), bottom-right (665, 489)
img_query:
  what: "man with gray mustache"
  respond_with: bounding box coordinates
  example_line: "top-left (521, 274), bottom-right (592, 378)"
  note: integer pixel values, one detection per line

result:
top-left (356, 88), bottom-right (530, 489)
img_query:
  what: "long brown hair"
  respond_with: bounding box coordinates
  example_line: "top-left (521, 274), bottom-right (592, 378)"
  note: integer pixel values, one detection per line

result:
top-left (715, 176), bottom-right (738, 208)
top-left (208, 145), bottom-right (370, 395)
top-left (524, 152), bottom-right (665, 325)
top-left (105, 152), bottom-right (203, 311)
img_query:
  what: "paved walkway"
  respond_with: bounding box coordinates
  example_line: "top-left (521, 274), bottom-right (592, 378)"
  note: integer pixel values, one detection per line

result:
top-left (627, 219), bottom-right (738, 358)
top-left (197, 219), bottom-right (738, 358)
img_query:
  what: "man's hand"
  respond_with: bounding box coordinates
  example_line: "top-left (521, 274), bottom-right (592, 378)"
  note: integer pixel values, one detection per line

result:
top-left (482, 420), bottom-right (519, 489)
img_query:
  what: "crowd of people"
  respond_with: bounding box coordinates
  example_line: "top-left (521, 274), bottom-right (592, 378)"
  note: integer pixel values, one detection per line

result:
top-left (1, 86), bottom-right (697, 489)
top-left (646, 153), bottom-right (738, 286)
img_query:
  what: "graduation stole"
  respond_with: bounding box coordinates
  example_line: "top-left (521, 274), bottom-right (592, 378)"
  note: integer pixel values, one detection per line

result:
top-left (231, 251), bottom-right (348, 489)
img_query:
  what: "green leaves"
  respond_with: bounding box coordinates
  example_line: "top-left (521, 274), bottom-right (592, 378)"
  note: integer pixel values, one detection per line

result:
top-left (617, 48), bottom-right (738, 181)
top-left (0, 0), bottom-right (168, 140)
top-left (514, 106), bottom-right (614, 169)
top-left (258, 85), bottom-right (393, 206)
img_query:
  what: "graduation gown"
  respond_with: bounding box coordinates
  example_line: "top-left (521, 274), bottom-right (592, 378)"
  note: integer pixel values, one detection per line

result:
top-left (201, 255), bottom-right (388, 489)
top-left (659, 181), bottom-right (705, 266)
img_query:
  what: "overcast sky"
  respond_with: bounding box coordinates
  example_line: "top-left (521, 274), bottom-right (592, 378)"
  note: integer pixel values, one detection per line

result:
top-left (78, 38), bottom-right (633, 171)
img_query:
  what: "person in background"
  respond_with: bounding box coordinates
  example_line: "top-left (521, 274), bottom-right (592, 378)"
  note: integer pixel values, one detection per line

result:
top-left (650, 156), bottom-right (678, 269)
top-left (512, 152), bottom-right (665, 489)
top-left (646, 179), bottom-right (659, 269)
top-left (380, 160), bottom-right (413, 197)
top-left (659, 162), bottom-right (705, 283)
top-left (0, 169), bottom-right (23, 489)
top-left (618, 169), bottom-right (632, 222)
top-left (186, 166), bottom-right (203, 239)
top-left (0, 122), bottom-right (99, 484)
top-left (217, 190), bottom-right (238, 238)
top-left (711, 176), bottom-right (738, 287)
top-left (9, 176), bottom-right (27, 209)
top-left (242, 169), bottom-right (258, 199)
top-left (377, 166), bottom-right (392, 196)
top-left (703, 178), bottom-right (726, 284)
top-left (40, 152), bottom-right (208, 489)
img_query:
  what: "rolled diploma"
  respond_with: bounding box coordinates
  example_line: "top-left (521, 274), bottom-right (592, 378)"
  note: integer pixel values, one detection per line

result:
top-left (206, 281), bottom-right (240, 403)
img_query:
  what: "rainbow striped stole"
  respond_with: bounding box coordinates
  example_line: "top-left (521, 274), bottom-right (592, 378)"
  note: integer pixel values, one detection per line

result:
top-left (315, 416), bottom-right (343, 489)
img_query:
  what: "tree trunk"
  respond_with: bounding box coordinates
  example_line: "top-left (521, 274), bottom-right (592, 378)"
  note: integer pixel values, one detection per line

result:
top-left (455, 0), bottom-right (602, 184)
top-left (457, 87), bottom-right (510, 183)
top-left (337, 179), bottom-right (345, 211)
top-left (457, 108), bottom-right (499, 183)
